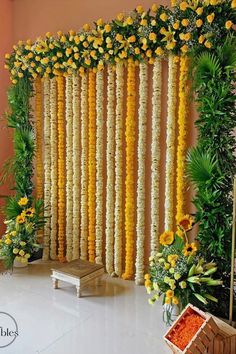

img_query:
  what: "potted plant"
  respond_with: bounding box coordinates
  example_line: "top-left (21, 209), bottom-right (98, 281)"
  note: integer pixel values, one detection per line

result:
top-left (145, 215), bottom-right (223, 325)
top-left (0, 196), bottom-right (45, 269)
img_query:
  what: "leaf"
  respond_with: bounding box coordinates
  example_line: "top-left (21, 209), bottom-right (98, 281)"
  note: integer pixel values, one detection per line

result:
top-left (193, 293), bottom-right (208, 305)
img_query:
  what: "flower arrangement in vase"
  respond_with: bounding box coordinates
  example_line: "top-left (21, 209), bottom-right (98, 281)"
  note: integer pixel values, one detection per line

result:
top-left (145, 215), bottom-right (223, 325)
top-left (0, 196), bottom-right (45, 269)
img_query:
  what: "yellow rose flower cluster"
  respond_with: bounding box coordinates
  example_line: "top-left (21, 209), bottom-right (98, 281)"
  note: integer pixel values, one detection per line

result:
top-left (4, 1), bottom-right (235, 83)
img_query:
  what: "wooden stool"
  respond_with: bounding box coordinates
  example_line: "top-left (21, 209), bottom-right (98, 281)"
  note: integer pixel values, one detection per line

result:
top-left (51, 259), bottom-right (104, 298)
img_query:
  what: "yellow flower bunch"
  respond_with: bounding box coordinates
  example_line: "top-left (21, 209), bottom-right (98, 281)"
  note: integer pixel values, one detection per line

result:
top-left (88, 70), bottom-right (96, 262)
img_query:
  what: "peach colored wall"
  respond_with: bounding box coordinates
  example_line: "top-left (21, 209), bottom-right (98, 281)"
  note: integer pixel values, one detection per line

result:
top-left (0, 0), bottom-right (14, 235)
top-left (12, 0), bottom-right (171, 42)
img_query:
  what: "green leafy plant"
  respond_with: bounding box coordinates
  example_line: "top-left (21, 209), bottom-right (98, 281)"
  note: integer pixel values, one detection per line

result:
top-left (188, 37), bottom-right (236, 317)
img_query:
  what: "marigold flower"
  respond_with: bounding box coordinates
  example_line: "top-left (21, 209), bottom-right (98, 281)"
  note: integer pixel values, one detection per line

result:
top-left (181, 44), bottom-right (188, 53)
top-left (168, 254), bottom-right (178, 263)
top-left (232, 0), bottom-right (236, 8)
top-left (116, 13), bottom-right (124, 21)
top-left (134, 47), bottom-right (140, 54)
top-left (196, 19), bottom-right (203, 27)
top-left (140, 19), bottom-right (148, 26)
top-left (183, 242), bottom-right (197, 256)
top-left (207, 13), bottom-right (215, 23)
top-left (104, 24), bottom-right (111, 33)
top-left (128, 35), bottom-right (136, 43)
top-left (196, 7), bottom-right (203, 15)
top-left (166, 289), bottom-right (174, 298)
top-left (160, 13), bottom-right (168, 22)
top-left (151, 19), bottom-right (156, 26)
top-left (204, 40), bottom-right (212, 48)
top-left (126, 16), bottom-right (133, 25)
top-left (172, 296), bottom-right (179, 305)
top-left (136, 5), bottom-right (144, 14)
top-left (198, 35), bottom-right (205, 44)
top-left (149, 32), bottom-right (157, 41)
top-left (180, 2), bottom-right (188, 11)
top-left (97, 18), bottom-right (104, 26)
top-left (155, 47), bottom-right (164, 56)
top-left (184, 33), bottom-right (191, 41)
top-left (181, 18), bottom-right (189, 27)
top-left (18, 197), bottom-right (28, 206)
top-left (5, 238), bottom-right (12, 245)
top-left (160, 231), bottom-right (174, 246)
top-left (225, 20), bottom-right (233, 29)
top-left (151, 4), bottom-right (158, 12)
top-left (166, 42), bottom-right (176, 50)
top-left (173, 21), bottom-right (180, 30)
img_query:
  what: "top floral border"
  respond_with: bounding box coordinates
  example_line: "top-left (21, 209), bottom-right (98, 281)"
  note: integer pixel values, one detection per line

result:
top-left (5, 0), bottom-right (236, 83)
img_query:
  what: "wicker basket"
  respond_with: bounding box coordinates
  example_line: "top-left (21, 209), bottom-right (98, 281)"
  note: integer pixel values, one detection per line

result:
top-left (164, 304), bottom-right (236, 354)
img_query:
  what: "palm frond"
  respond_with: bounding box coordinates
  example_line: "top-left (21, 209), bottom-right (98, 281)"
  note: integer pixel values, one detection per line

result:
top-left (186, 147), bottom-right (217, 185)
top-left (193, 52), bottom-right (221, 87)
top-left (217, 35), bottom-right (236, 70)
top-left (4, 196), bottom-right (22, 220)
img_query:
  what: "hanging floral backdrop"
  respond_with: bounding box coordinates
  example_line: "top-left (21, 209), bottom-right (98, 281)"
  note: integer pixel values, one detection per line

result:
top-left (2, 1), bottom-right (236, 292)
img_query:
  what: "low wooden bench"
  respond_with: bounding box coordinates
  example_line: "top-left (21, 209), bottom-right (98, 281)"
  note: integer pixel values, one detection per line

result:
top-left (51, 259), bottom-right (104, 298)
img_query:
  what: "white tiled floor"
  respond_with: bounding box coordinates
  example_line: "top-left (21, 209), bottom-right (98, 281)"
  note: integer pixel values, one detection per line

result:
top-left (0, 261), bottom-right (171, 354)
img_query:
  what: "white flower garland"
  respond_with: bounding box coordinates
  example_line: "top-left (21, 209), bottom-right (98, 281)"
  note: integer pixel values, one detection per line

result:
top-left (42, 77), bottom-right (51, 260)
top-left (50, 77), bottom-right (58, 260)
top-left (95, 70), bottom-right (104, 265)
top-left (135, 62), bottom-right (148, 285)
top-left (164, 55), bottom-right (178, 231)
top-left (106, 65), bottom-right (115, 275)
top-left (65, 75), bottom-right (73, 261)
top-left (72, 74), bottom-right (80, 260)
top-left (150, 58), bottom-right (162, 256)
top-left (80, 73), bottom-right (88, 260)
top-left (114, 62), bottom-right (124, 277)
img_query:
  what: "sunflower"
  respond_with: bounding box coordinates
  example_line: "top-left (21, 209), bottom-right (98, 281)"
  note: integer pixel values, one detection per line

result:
top-left (16, 214), bottom-right (26, 224)
top-left (160, 231), bottom-right (174, 246)
top-left (18, 197), bottom-right (28, 206)
top-left (183, 242), bottom-right (197, 257)
top-left (178, 214), bottom-right (194, 231)
top-left (25, 207), bottom-right (35, 218)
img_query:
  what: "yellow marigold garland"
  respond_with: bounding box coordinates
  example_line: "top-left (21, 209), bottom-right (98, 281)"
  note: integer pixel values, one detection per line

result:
top-left (80, 73), bottom-right (88, 261)
top-left (150, 58), bottom-right (162, 256)
top-left (88, 70), bottom-right (96, 262)
top-left (122, 59), bottom-right (136, 280)
top-left (176, 55), bottom-right (190, 223)
top-left (42, 77), bottom-right (51, 261)
top-left (65, 75), bottom-right (73, 262)
top-left (106, 65), bottom-right (115, 275)
top-left (164, 55), bottom-right (178, 231)
top-left (57, 75), bottom-right (66, 262)
top-left (114, 62), bottom-right (124, 277)
top-left (72, 74), bottom-right (80, 260)
top-left (95, 70), bottom-right (104, 265)
top-left (135, 62), bottom-right (148, 285)
top-left (50, 77), bottom-right (58, 260)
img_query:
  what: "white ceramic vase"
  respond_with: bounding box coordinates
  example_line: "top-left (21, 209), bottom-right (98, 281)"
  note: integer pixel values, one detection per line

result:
top-left (13, 258), bottom-right (28, 268)
top-left (163, 304), bottom-right (180, 325)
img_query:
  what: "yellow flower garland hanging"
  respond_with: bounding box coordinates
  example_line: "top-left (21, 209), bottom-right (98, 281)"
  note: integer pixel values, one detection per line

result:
top-left (122, 58), bottom-right (136, 280)
top-left (88, 70), bottom-right (96, 262)
top-left (57, 74), bottom-right (66, 262)
top-left (176, 55), bottom-right (190, 223)
top-left (50, 77), bottom-right (58, 260)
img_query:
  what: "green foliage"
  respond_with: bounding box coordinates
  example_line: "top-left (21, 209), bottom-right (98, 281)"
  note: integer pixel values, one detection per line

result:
top-left (188, 36), bottom-right (236, 298)
top-left (5, 77), bottom-right (34, 198)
